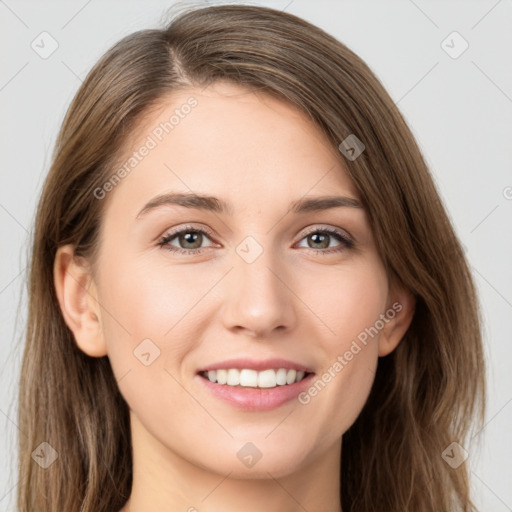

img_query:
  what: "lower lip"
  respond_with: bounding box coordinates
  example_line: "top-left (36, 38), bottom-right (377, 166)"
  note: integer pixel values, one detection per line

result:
top-left (196, 372), bottom-right (315, 411)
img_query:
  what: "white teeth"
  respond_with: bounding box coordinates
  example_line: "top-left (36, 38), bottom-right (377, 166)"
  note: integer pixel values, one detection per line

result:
top-left (276, 368), bottom-right (287, 385)
top-left (227, 369), bottom-right (240, 386)
top-left (286, 369), bottom-right (297, 385)
top-left (239, 369), bottom-right (258, 387)
top-left (258, 369), bottom-right (276, 388)
top-left (202, 368), bottom-right (309, 388)
top-left (216, 369), bottom-right (227, 385)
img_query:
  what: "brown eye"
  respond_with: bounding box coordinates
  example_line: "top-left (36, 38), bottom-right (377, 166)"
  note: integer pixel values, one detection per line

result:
top-left (175, 230), bottom-right (203, 249)
top-left (306, 232), bottom-right (330, 249)
top-left (158, 226), bottom-right (216, 255)
top-left (296, 228), bottom-right (354, 254)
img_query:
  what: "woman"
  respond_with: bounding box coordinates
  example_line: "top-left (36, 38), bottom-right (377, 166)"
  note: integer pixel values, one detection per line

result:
top-left (18, 4), bottom-right (486, 511)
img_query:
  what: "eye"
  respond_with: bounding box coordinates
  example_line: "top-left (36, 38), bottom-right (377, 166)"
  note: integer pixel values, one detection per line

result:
top-left (157, 225), bottom-right (355, 256)
top-left (295, 227), bottom-right (354, 255)
top-left (157, 225), bottom-right (217, 255)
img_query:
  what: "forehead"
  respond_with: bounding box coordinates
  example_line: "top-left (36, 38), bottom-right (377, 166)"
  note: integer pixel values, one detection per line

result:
top-left (102, 81), bottom-right (362, 218)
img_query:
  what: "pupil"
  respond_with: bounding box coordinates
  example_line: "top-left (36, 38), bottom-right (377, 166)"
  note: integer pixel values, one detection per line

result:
top-left (181, 231), bottom-right (201, 248)
top-left (310, 233), bottom-right (329, 249)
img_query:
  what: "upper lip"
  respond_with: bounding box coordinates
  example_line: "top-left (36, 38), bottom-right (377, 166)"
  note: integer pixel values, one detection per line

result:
top-left (197, 358), bottom-right (314, 374)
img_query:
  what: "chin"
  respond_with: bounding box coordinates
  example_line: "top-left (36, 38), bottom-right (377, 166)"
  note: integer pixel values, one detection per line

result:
top-left (199, 440), bottom-right (311, 479)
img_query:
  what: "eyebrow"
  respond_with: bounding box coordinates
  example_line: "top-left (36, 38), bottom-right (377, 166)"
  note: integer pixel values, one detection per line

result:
top-left (135, 192), bottom-right (364, 219)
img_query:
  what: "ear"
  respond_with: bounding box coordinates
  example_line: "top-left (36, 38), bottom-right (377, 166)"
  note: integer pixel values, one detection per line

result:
top-left (53, 244), bottom-right (107, 357)
top-left (378, 279), bottom-right (416, 357)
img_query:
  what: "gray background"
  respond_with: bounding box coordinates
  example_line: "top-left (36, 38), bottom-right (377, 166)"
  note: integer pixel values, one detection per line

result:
top-left (1, 0), bottom-right (511, 510)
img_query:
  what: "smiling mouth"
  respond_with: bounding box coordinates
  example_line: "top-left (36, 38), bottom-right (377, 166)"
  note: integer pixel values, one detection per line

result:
top-left (199, 368), bottom-right (313, 388)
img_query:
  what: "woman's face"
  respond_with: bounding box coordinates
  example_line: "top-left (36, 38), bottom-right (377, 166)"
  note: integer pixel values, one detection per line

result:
top-left (72, 81), bottom-right (412, 479)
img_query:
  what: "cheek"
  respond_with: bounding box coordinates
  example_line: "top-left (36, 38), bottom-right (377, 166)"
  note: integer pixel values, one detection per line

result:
top-left (94, 249), bottom-right (206, 399)
top-left (294, 259), bottom-right (387, 432)
top-left (296, 257), bottom-right (388, 350)
top-left (95, 259), bottom-right (202, 432)
top-left (98, 250), bottom-right (204, 343)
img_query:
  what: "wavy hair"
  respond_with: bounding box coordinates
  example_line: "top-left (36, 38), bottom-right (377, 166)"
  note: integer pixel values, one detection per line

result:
top-left (17, 4), bottom-right (486, 511)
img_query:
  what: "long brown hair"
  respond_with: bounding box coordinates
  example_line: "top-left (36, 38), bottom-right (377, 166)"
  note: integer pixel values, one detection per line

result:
top-left (18, 4), bottom-right (486, 511)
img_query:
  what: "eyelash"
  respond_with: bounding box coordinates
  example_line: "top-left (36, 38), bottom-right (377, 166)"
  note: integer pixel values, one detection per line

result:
top-left (157, 224), bottom-right (355, 256)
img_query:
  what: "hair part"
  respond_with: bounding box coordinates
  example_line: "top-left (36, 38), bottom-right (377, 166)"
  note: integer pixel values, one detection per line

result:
top-left (18, 4), bottom-right (486, 511)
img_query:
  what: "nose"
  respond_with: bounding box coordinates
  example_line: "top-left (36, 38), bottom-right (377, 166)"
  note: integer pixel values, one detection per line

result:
top-left (220, 244), bottom-right (297, 339)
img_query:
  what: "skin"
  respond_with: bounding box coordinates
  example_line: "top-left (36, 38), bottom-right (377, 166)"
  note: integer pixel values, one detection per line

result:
top-left (54, 81), bottom-right (415, 512)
